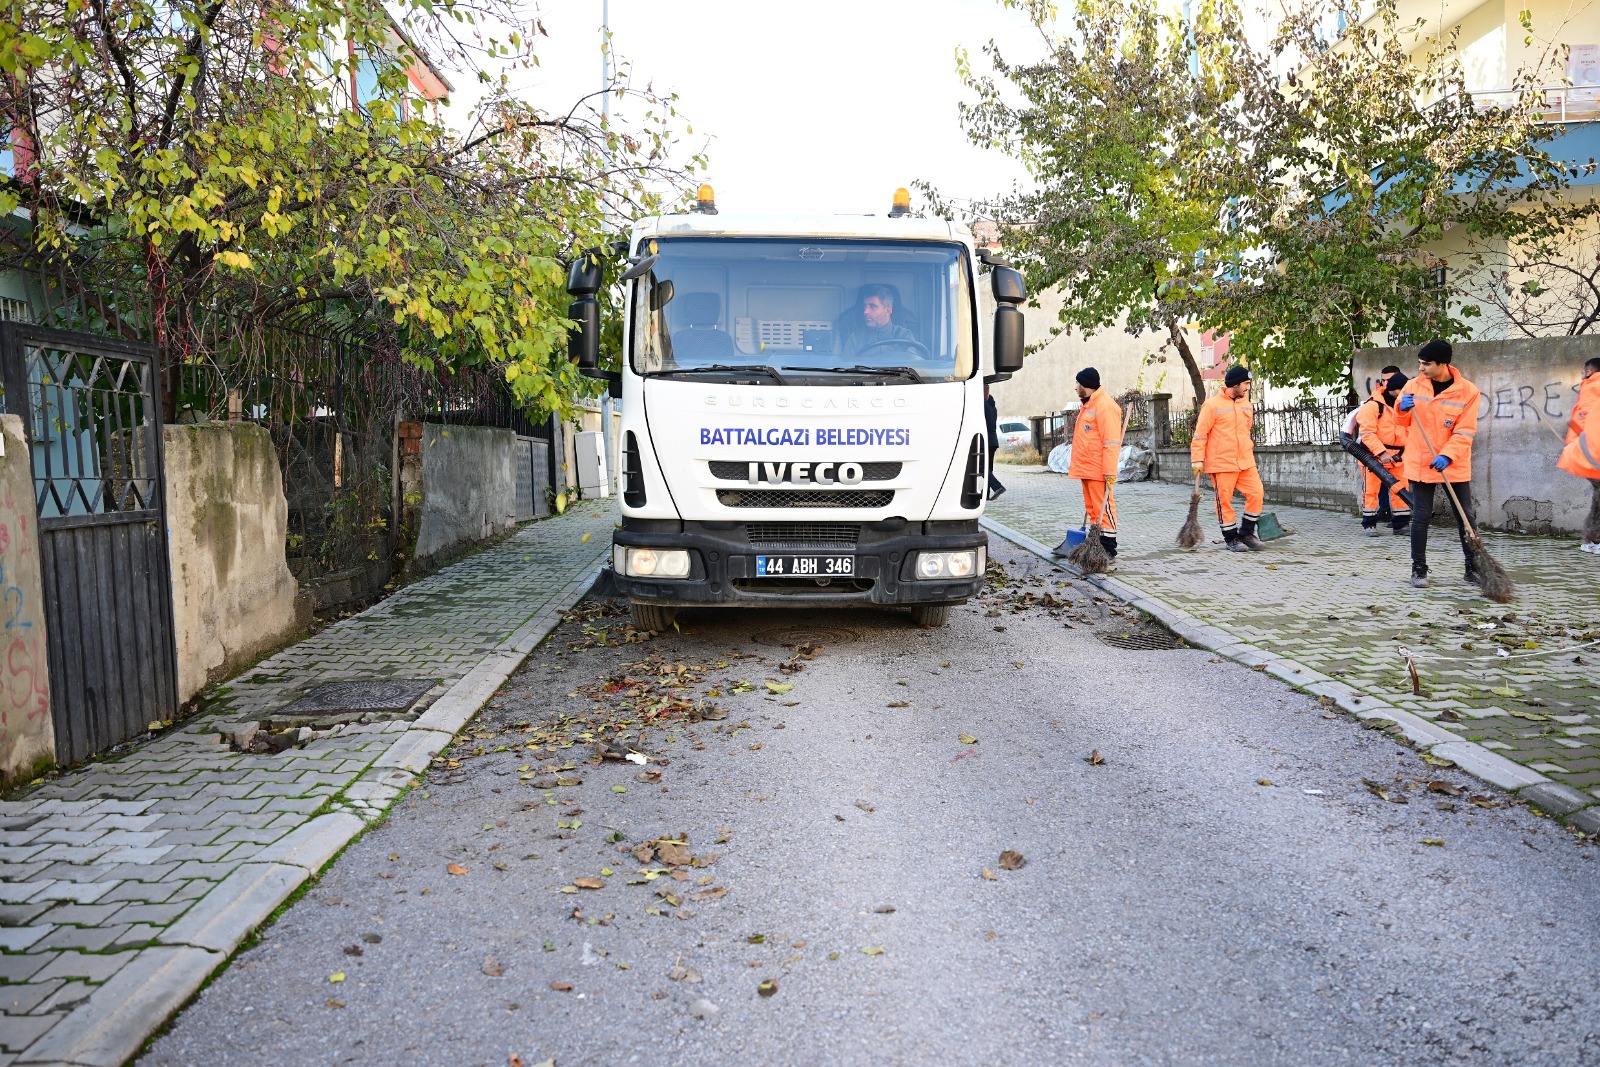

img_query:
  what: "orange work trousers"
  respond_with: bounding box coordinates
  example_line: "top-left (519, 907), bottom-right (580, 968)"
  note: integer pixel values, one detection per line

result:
top-left (1080, 479), bottom-right (1118, 534)
top-left (1362, 464), bottom-right (1411, 520)
top-left (1211, 466), bottom-right (1265, 532)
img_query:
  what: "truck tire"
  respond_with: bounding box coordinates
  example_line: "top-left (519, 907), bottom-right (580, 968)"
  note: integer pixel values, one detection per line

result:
top-left (908, 603), bottom-right (952, 629)
top-left (630, 600), bottom-right (676, 632)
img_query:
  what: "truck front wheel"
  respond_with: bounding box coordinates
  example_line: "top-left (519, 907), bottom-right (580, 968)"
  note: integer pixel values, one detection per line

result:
top-left (630, 600), bottom-right (677, 632)
top-left (908, 603), bottom-right (953, 629)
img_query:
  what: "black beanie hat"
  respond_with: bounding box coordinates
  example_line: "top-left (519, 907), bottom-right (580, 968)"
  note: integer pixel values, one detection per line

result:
top-left (1223, 365), bottom-right (1251, 388)
top-left (1076, 367), bottom-right (1101, 389)
top-left (1418, 339), bottom-right (1453, 364)
top-left (1386, 371), bottom-right (1408, 392)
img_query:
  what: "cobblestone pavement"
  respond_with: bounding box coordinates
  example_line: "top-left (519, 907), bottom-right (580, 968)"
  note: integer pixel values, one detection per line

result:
top-left (0, 505), bottom-right (616, 1066)
top-left (989, 468), bottom-right (1600, 818)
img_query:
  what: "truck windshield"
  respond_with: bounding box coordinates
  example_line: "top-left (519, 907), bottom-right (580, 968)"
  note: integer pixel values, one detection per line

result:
top-left (630, 237), bottom-right (975, 383)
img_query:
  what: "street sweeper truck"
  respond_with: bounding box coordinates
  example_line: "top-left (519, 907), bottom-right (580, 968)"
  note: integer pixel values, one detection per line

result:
top-left (565, 186), bottom-right (1027, 630)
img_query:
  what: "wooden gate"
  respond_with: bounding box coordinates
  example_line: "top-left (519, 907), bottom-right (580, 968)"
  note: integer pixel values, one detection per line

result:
top-left (0, 323), bottom-right (179, 763)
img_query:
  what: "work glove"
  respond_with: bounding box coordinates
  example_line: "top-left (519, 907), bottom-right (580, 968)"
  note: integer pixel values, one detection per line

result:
top-left (1106, 474), bottom-right (1117, 486)
top-left (1397, 394), bottom-right (1416, 412)
top-left (1430, 455), bottom-right (1452, 471)
top-left (1191, 462), bottom-right (1203, 475)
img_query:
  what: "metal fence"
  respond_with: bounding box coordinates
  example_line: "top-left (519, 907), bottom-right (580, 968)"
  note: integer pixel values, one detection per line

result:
top-left (1163, 400), bottom-right (1350, 449)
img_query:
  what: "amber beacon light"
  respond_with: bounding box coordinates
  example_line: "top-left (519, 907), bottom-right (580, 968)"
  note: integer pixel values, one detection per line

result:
top-left (692, 183), bottom-right (718, 214)
top-left (889, 187), bottom-right (912, 217)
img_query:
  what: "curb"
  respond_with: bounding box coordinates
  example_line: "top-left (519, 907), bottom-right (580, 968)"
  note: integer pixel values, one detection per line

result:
top-left (980, 515), bottom-right (1598, 833)
top-left (17, 552), bottom-right (609, 1067)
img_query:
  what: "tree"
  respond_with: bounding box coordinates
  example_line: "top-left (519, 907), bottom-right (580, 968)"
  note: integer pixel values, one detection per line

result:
top-left (953, 0), bottom-right (1272, 404)
top-left (1213, 0), bottom-right (1586, 387)
top-left (0, 0), bottom-right (700, 418)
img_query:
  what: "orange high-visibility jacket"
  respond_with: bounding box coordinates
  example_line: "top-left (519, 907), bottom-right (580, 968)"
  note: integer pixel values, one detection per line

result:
top-left (1067, 388), bottom-right (1123, 481)
top-left (1559, 426), bottom-right (1600, 480)
top-left (1566, 374), bottom-right (1600, 445)
top-left (1395, 368), bottom-right (1480, 483)
top-left (1355, 384), bottom-right (1405, 455)
top-left (1190, 392), bottom-right (1256, 474)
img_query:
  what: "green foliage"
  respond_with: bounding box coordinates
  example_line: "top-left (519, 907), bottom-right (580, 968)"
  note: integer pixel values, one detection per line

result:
top-left (0, 0), bottom-right (700, 419)
top-left (955, 0), bottom-right (1589, 390)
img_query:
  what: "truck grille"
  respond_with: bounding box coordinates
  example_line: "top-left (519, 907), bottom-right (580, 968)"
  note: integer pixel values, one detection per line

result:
top-left (717, 488), bottom-right (894, 509)
top-left (744, 522), bottom-right (861, 547)
top-left (708, 460), bottom-right (901, 481)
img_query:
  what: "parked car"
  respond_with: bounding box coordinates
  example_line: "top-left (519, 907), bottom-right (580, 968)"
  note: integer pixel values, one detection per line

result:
top-left (996, 418), bottom-right (1032, 450)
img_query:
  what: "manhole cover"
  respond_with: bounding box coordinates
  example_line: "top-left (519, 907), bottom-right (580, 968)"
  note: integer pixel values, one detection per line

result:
top-left (751, 626), bottom-right (861, 647)
top-left (280, 680), bottom-right (438, 716)
top-left (1097, 629), bottom-right (1183, 651)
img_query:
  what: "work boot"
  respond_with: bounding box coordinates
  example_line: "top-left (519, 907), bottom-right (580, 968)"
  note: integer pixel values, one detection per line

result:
top-left (1364, 526), bottom-right (1383, 538)
top-left (1238, 518), bottom-right (1266, 551)
top-left (1464, 565), bottom-right (1481, 586)
top-left (1410, 566), bottom-right (1429, 588)
top-left (1392, 521), bottom-right (1411, 536)
top-left (1100, 535), bottom-right (1118, 559)
top-left (1224, 533), bottom-right (1249, 553)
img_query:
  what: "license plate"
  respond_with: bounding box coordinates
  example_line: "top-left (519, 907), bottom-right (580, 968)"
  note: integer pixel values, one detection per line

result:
top-left (755, 555), bottom-right (854, 577)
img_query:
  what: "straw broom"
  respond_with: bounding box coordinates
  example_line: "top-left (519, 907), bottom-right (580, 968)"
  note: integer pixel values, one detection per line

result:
top-left (1068, 403), bottom-right (1135, 574)
top-left (1176, 469), bottom-right (1204, 549)
top-left (1412, 419), bottom-right (1514, 603)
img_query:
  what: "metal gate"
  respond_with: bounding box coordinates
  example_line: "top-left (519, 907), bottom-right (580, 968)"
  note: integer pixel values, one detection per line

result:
top-left (0, 323), bottom-right (179, 763)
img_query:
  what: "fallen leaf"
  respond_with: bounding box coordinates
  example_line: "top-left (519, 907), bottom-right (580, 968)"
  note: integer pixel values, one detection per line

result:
top-left (765, 682), bottom-right (793, 694)
top-left (482, 956), bottom-right (505, 977)
top-left (362, 933), bottom-right (382, 944)
top-left (573, 877), bottom-right (604, 890)
top-left (447, 863), bottom-right (470, 876)
top-left (887, 700), bottom-right (910, 708)
top-left (1427, 780), bottom-right (1465, 796)
top-left (1420, 838), bottom-right (1446, 847)
top-left (668, 963), bottom-right (703, 983)
top-left (1256, 779), bottom-right (1273, 787)
top-left (998, 850), bottom-right (1026, 871)
top-left (854, 799), bottom-right (875, 814)
top-left (328, 972), bottom-right (346, 983)
top-left (981, 868), bottom-right (998, 881)
top-left (1085, 749), bottom-right (1105, 766)
top-left (612, 785), bottom-right (628, 793)
top-left (581, 532), bottom-right (592, 543)
top-left (758, 979), bottom-right (779, 998)
top-left (1420, 753), bottom-right (1456, 768)
top-left (861, 946), bottom-right (885, 956)
top-left (326, 998), bottom-right (345, 1008)
top-left (657, 842), bottom-right (692, 867)
top-left (958, 733), bottom-right (978, 745)
top-left (1361, 778), bottom-right (1407, 804)
top-left (549, 981), bottom-right (573, 992)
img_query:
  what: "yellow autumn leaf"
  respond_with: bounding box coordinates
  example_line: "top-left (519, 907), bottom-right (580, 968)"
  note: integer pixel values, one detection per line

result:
top-left (581, 532), bottom-right (592, 543)
top-left (958, 733), bottom-right (977, 745)
top-left (328, 972), bottom-right (346, 983)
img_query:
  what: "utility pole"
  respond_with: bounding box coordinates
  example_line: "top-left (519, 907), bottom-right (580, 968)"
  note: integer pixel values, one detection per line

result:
top-left (599, 0), bottom-right (616, 497)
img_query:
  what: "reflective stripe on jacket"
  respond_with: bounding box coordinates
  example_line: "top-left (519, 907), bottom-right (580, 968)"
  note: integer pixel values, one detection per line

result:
top-left (1190, 392), bottom-right (1255, 474)
top-left (1395, 368), bottom-right (1479, 483)
top-left (1067, 388), bottom-right (1123, 480)
top-left (1558, 426), bottom-right (1600, 480)
top-left (1567, 374), bottom-right (1600, 445)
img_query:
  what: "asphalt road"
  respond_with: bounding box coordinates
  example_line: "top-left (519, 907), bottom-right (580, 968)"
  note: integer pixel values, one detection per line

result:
top-left (143, 540), bottom-right (1600, 1067)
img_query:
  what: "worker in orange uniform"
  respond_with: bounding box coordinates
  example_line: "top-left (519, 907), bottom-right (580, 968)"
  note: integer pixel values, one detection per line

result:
top-left (1191, 365), bottom-right (1266, 552)
top-left (1558, 356), bottom-right (1600, 553)
top-left (1355, 370), bottom-right (1412, 537)
top-left (1394, 339), bottom-right (1481, 588)
top-left (1061, 367), bottom-right (1123, 557)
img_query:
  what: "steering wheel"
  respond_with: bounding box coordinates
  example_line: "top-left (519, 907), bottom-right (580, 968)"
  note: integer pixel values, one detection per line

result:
top-left (854, 337), bottom-right (932, 360)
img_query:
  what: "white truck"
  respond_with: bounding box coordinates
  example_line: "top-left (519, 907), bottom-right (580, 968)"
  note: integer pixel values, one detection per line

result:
top-left (565, 186), bottom-right (1026, 630)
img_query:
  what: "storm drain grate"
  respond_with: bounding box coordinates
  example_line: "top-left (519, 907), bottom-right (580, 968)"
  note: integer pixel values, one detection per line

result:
top-left (1097, 629), bottom-right (1184, 651)
top-left (279, 679), bottom-right (438, 716)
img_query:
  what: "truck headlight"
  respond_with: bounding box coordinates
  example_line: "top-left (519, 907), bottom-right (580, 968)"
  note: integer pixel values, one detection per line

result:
top-left (914, 549), bottom-right (982, 580)
top-left (618, 546), bottom-right (690, 579)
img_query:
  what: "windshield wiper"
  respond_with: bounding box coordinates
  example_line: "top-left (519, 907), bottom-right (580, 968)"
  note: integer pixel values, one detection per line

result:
top-left (645, 364), bottom-right (789, 384)
top-left (782, 365), bottom-right (926, 383)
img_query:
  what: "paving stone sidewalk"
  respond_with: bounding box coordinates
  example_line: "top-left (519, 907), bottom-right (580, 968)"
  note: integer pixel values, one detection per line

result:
top-left (0, 505), bottom-right (616, 1066)
top-left (988, 467), bottom-right (1600, 826)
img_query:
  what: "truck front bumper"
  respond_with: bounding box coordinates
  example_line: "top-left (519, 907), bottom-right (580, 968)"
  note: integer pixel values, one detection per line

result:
top-left (611, 518), bottom-right (986, 608)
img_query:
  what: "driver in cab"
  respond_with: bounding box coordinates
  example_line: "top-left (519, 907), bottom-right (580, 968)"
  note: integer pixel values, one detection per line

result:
top-left (842, 285), bottom-right (916, 356)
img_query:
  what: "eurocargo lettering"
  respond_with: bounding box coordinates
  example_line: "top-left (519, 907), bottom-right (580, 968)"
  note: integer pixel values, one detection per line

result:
top-left (565, 185), bottom-right (1027, 629)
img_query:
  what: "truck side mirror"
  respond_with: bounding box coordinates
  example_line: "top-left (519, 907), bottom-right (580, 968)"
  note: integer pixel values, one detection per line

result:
top-left (567, 250), bottom-right (603, 297)
top-left (990, 266), bottom-right (1025, 306)
top-left (568, 295), bottom-right (600, 372)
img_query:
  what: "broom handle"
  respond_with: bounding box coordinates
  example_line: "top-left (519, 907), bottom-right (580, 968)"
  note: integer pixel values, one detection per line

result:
top-left (1411, 415), bottom-right (1481, 541)
top-left (1092, 400), bottom-right (1138, 526)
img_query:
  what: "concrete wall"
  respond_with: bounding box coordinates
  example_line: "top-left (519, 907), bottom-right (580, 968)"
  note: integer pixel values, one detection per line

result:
top-left (988, 292), bottom-right (1209, 425)
top-left (1154, 444), bottom-right (1360, 512)
top-left (410, 424), bottom-right (518, 570)
top-left (1357, 338), bottom-right (1595, 534)
top-left (0, 415), bottom-right (52, 787)
top-left (164, 423), bottom-right (308, 706)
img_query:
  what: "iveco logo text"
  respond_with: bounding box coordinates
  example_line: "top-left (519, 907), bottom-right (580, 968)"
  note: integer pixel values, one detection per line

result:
top-left (746, 461), bottom-right (864, 486)
top-left (704, 394), bottom-right (909, 409)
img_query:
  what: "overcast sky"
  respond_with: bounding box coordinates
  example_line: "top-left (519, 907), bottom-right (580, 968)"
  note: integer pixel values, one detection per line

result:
top-left (487, 0), bottom-right (1041, 216)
